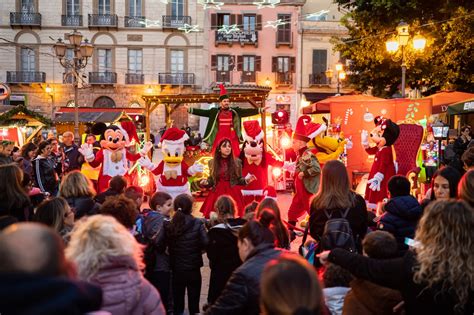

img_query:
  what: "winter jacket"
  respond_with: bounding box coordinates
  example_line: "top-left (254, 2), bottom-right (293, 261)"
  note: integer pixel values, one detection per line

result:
top-left (89, 255), bottom-right (165, 315)
top-left (323, 286), bottom-right (350, 315)
top-left (205, 243), bottom-right (282, 315)
top-left (166, 214), bottom-right (208, 272)
top-left (343, 278), bottom-right (403, 315)
top-left (309, 192), bottom-right (368, 252)
top-left (142, 211), bottom-right (171, 272)
top-left (377, 195), bottom-right (422, 252)
top-left (65, 196), bottom-right (100, 220)
top-left (328, 249), bottom-right (474, 315)
top-left (62, 144), bottom-right (83, 173)
top-left (206, 218), bottom-right (246, 303)
top-left (0, 273), bottom-right (102, 315)
top-left (94, 188), bottom-right (122, 204)
top-left (32, 156), bottom-right (58, 195)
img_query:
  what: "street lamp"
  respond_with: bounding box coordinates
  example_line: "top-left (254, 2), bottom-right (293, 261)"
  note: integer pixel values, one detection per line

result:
top-left (44, 84), bottom-right (55, 120)
top-left (385, 21), bottom-right (426, 98)
top-left (53, 29), bottom-right (93, 143)
top-left (335, 62), bottom-right (345, 95)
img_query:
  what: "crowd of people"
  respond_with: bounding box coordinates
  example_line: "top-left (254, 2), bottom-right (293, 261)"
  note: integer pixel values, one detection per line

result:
top-left (0, 124), bottom-right (473, 315)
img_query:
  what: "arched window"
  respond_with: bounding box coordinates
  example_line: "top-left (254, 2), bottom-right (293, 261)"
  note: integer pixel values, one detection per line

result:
top-left (93, 96), bottom-right (116, 108)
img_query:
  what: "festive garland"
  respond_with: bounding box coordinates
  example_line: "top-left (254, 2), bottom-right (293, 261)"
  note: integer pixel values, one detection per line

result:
top-left (0, 105), bottom-right (52, 127)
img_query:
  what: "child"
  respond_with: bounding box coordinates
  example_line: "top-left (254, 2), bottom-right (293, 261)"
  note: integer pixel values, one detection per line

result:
top-left (142, 191), bottom-right (173, 313)
top-left (200, 138), bottom-right (255, 218)
top-left (323, 263), bottom-right (352, 315)
top-left (166, 194), bottom-right (208, 315)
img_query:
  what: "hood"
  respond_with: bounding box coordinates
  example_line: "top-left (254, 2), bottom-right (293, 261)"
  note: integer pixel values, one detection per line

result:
top-left (384, 195), bottom-right (422, 220)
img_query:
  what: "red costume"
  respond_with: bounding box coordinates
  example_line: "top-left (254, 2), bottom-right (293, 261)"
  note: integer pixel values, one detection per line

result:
top-left (364, 146), bottom-right (395, 205)
top-left (213, 109), bottom-right (241, 156)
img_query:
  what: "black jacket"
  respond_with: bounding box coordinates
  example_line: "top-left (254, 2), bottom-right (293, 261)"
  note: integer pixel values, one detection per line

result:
top-left (309, 192), bottom-right (368, 251)
top-left (205, 243), bottom-right (282, 315)
top-left (0, 273), bottom-right (102, 315)
top-left (65, 196), bottom-right (100, 220)
top-left (329, 249), bottom-right (474, 315)
top-left (94, 189), bottom-right (121, 204)
top-left (143, 211), bottom-right (171, 272)
top-left (166, 215), bottom-right (208, 272)
top-left (377, 195), bottom-right (422, 252)
top-left (62, 144), bottom-right (83, 173)
top-left (32, 156), bottom-right (58, 195)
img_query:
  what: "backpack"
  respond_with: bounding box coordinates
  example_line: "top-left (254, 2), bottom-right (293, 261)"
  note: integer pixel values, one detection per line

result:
top-left (321, 208), bottom-right (356, 252)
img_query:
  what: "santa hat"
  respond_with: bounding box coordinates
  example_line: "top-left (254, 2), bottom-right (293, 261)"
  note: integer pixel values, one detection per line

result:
top-left (263, 186), bottom-right (277, 200)
top-left (219, 84), bottom-right (229, 101)
top-left (293, 115), bottom-right (326, 142)
top-left (160, 127), bottom-right (189, 145)
top-left (243, 120), bottom-right (264, 142)
top-left (119, 121), bottom-right (139, 144)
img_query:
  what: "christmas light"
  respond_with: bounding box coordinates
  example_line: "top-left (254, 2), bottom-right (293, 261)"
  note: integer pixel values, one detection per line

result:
top-left (178, 24), bottom-right (200, 33)
top-left (264, 19), bottom-right (288, 29)
top-left (217, 24), bottom-right (240, 34)
top-left (198, 0), bottom-right (224, 10)
top-left (253, 0), bottom-right (280, 9)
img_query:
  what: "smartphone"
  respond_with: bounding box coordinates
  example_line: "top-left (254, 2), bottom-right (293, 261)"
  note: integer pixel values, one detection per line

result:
top-left (404, 237), bottom-right (420, 248)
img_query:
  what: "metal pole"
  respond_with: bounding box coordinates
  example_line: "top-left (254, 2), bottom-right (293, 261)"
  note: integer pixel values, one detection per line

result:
top-left (401, 45), bottom-right (406, 98)
top-left (337, 71), bottom-right (340, 94)
top-left (74, 79), bottom-right (79, 143)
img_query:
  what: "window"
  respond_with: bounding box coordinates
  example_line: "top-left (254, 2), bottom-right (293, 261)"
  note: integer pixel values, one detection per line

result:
top-left (217, 55), bottom-right (231, 71)
top-left (97, 48), bottom-right (112, 72)
top-left (170, 50), bottom-right (184, 73)
top-left (243, 15), bottom-right (256, 32)
top-left (243, 56), bottom-right (255, 72)
top-left (20, 0), bottom-right (35, 13)
top-left (277, 56), bottom-right (289, 73)
top-left (129, 0), bottom-right (141, 16)
top-left (20, 48), bottom-right (35, 71)
top-left (171, 0), bottom-right (184, 17)
top-left (98, 0), bottom-right (111, 14)
top-left (312, 50), bottom-right (327, 84)
top-left (217, 14), bottom-right (230, 27)
top-left (66, 48), bottom-right (74, 61)
top-left (66, 0), bottom-right (80, 15)
top-left (128, 49), bottom-right (142, 73)
top-left (277, 14), bottom-right (291, 43)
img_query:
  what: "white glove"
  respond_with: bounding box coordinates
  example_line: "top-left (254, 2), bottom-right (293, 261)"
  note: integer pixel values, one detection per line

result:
top-left (138, 156), bottom-right (156, 171)
top-left (78, 143), bottom-right (94, 162)
top-left (140, 141), bottom-right (153, 156)
top-left (345, 138), bottom-right (353, 150)
top-left (188, 163), bottom-right (204, 175)
top-left (367, 172), bottom-right (384, 191)
top-left (361, 130), bottom-right (369, 148)
top-left (283, 161), bottom-right (296, 173)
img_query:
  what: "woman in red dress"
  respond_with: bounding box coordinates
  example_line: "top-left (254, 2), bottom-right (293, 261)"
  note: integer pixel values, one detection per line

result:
top-left (200, 138), bottom-right (255, 218)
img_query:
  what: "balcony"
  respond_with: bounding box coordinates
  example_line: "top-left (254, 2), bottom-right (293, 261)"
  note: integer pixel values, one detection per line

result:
top-left (88, 14), bottom-right (118, 28)
top-left (124, 16), bottom-right (146, 28)
top-left (158, 73), bottom-right (195, 85)
top-left (10, 12), bottom-right (41, 27)
top-left (215, 31), bottom-right (258, 46)
top-left (241, 71), bottom-right (256, 83)
top-left (162, 16), bottom-right (192, 29)
top-left (61, 15), bottom-right (83, 26)
top-left (275, 72), bottom-right (293, 86)
top-left (216, 71), bottom-right (231, 83)
top-left (126, 73), bottom-right (144, 84)
top-left (7, 71), bottom-right (45, 83)
top-left (309, 73), bottom-right (330, 86)
top-left (88, 72), bottom-right (117, 84)
top-left (276, 30), bottom-right (293, 48)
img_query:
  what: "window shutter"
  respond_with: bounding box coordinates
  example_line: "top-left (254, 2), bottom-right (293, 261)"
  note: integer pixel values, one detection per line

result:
top-left (290, 57), bottom-right (296, 72)
top-left (237, 56), bottom-right (243, 71)
top-left (230, 55), bottom-right (236, 70)
top-left (211, 14), bottom-right (217, 29)
top-left (237, 15), bottom-right (243, 29)
top-left (256, 56), bottom-right (261, 72)
top-left (230, 14), bottom-right (236, 25)
top-left (256, 15), bottom-right (262, 31)
top-left (272, 57), bottom-right (278, 72)
top-left (211, 55), bottom-right (217, 70)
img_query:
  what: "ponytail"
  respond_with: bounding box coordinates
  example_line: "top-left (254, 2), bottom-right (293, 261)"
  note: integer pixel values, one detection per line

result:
top-left (167, 194), bottom-right (194, 238)
top-left (238, 209), bottom-right (275, 247)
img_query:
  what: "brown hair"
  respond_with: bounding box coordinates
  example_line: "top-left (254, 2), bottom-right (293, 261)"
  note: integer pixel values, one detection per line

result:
top-left (150, 191), bottom-right (172, 210)
top-left (215, 195), bottom-right (236, 218)
top-left (458, 170), bottom-right (474, 207)
top-left (34, 197), bottom-right (70, 233)
top-left (311, 160), bottom-right (354, 211)
top-left (60, 170), bottom-right (96, 198)
top-left (100, 195), bottom-right (138, 229)
top-left (0, 163), bottom-right (30, 216)
top-left (461, 147), bottom-right (474, 168)
top-left (211, 138), bottom-right (240, 184)
top-left (362, 230), bottom-right (398, 259)
top-left (238, 210), bottom-right (275, 247)
top-left (256, 199), bottom-right (290, 249)
top-left (261, 254), bottom-right (325, 315)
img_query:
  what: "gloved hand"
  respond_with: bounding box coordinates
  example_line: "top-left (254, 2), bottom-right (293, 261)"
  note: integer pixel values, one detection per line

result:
top-left (138, 156), bottom-right (156, 171)
top-left (78, 143), bottom-right (94, 162)
top-left (283, 161), bottom-right (296, 173)
top-left (188, 163), bottom-right (204, 175)
top-left (367, 172), bottom-right (384, 191)
top-left (245, 173), bottom-right (256, 184)
top-left (140, 141), bottom-right (153, 156)
top-left (345, 138), bottom-right (353, 150)
top-left (361, 130), bottom-right (369, 148)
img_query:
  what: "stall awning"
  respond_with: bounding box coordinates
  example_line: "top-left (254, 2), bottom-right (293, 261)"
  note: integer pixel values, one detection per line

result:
top-left (424, 91), bottom-right (474, 114)
top-left (55, 107), bottom-right (145, 123)
top-left (447, 98), bottom-right (474, 115)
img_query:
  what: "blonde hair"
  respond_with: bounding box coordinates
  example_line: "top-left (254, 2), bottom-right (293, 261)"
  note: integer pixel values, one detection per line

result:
top-left (414, 200), bottom-right (474, 313)
top-left (60, 170), bottom-right (96, 198)
top-left (65, 215), bottom-right (144, 280)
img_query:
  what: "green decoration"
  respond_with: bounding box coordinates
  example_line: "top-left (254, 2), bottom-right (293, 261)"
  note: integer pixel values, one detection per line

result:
top-left (0, 105), bottom-right (53, 127)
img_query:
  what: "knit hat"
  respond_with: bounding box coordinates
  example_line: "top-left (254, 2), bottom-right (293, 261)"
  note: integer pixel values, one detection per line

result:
top-left (160, 127), bottom-right (189, 145)
top-left (263, 186), bottom-right (277, 200)
top-left (293, 115), bottom-right (326, 142)
top-left (243, 120), bottom-right (264, 142)
top-left (219, 84), bottom-right (229, 101)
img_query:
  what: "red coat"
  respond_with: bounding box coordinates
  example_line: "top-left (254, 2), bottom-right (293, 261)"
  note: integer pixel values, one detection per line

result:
top-left (365, 146), bottom-right (395, 205)
top-left (151, 161), bottom-right (191, 199)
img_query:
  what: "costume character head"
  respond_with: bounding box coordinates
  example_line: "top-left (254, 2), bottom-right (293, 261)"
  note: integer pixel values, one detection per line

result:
top-left (240, 120), bottom-right (265, 165)
top-left (369, 116), bottom-right (400, 148)
top-left (160, 128), bottom-right (188, 167)
top-left (92, 122), bottom-right (127, 152)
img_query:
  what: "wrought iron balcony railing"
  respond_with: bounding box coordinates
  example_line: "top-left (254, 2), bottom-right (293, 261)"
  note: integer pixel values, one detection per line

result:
top-left (241, 71), bottom-right (256, 83)
top-left (61, 15), bottom-right (83, 26)
top-left (88, 72), bottom-right (117, 84)
top-left (162, 16), bottom-right (192, 28)
top-left (88, 14), bottom-right (118, 28)
top-left (124, 16), bottom-right (146, 28)
top-left (275, 72), bottom-right (293, 85)
top-left (10, 12), bottom-right (41, 27)
top-left (158, 73), bottom-right (195, 85)
top-left (309, 73), bottom-right (329, 85)
top-left (6, 71), bottom-right (46, 83)
top-left (216, 71), bottom-right (231, 83)
top-left (126, 73), bottom-right (144, 84)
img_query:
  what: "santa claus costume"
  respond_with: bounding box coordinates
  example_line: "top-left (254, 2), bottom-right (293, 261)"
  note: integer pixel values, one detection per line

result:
top-left (362, 117), bottom-right (400, 209)
top-left (138, 128), bottom-right (203, 199)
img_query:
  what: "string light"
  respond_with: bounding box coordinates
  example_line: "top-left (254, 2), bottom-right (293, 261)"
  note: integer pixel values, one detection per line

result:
top-left (178, 24), bottom-right (200, 33)
top-left (253, 0), bottom-right (280, 9)
top-left (217, 24), bottom-right (240, 34)
top-left (198, 0), bottom-right (224, 10)
top-left (264, 19), bottom-right (288, 29)
top-left (306, 10), bottom-right (330, 20)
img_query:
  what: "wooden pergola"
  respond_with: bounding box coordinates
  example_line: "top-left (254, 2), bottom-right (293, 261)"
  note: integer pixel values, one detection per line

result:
top-left (141, 85), bottom-right (272, 141)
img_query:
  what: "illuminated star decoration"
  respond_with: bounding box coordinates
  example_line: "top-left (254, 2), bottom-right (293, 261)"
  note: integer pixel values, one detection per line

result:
top-left (137, 18), bottom-right (161, 28)
top-left (198, 0), bottom-right (224, 10)
top-left (253, 0), bottom-right (280, 9)
top-left (306, 10), bottom-right (330, 20)
top-left (218, 24), bottom-right (240, 34)
top-left (264, 19), bottom-right (288, 29)
top-left (178, 24), bottom-right (200, 33)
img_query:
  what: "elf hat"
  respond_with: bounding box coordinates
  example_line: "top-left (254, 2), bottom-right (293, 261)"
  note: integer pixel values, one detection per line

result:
top-left (243, 120), bottom-right (264, 142)
top-left (263, 186), bottom-right (277, 200)
top-left (160, 127), bottom-right (189, 145)
top-left (219, 84), bottom-right (229, 101)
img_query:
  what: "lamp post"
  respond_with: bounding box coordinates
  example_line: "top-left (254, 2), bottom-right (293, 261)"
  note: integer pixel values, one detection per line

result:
top-left (432, 120), bottom-right (449, 167)
top-left (53, 30), bottom-right (93, 143)
top-left (386, 21), bottom-right (426, 98)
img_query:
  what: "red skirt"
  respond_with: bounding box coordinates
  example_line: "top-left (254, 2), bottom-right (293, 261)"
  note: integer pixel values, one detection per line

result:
top-left (200, 180), bottom-right (245, 218)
